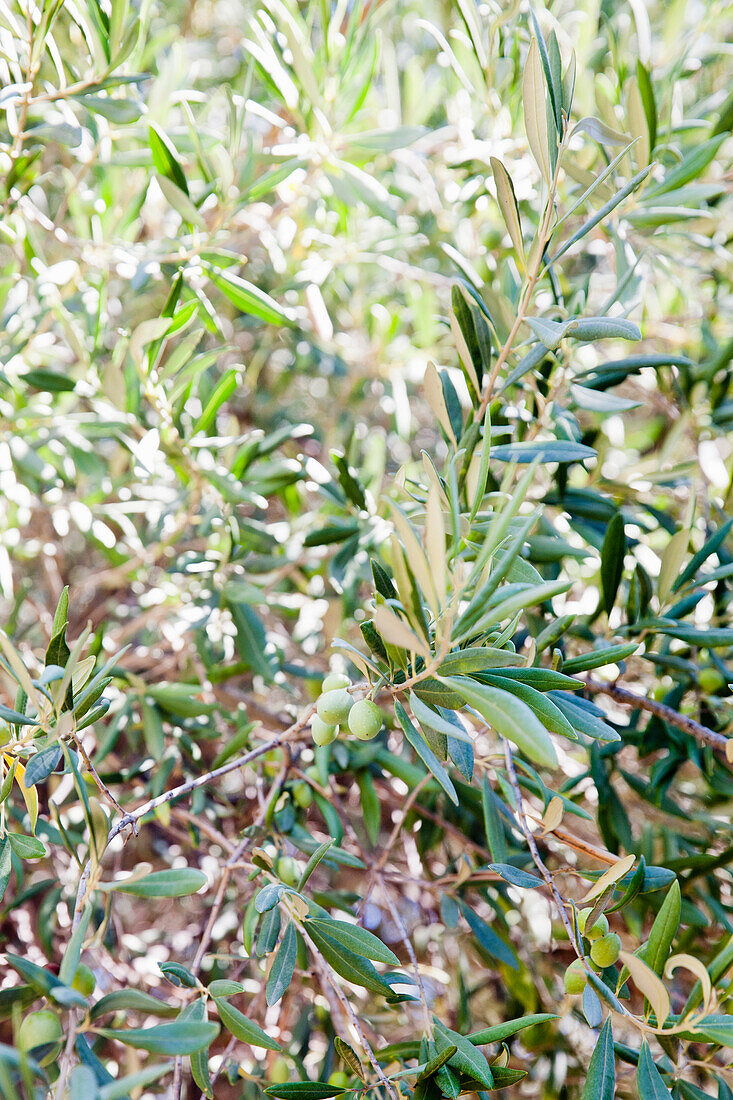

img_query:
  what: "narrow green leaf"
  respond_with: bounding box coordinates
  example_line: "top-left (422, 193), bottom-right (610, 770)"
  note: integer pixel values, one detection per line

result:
top-left (266, 922), bottom-right (297, 1006)
top-left (206, 265), bottom-right (293, 326)
top-left (90, 990), bottom-right (178, 1019)
top-left (561, 643), bottom-right (638, 674)
top-left (304, 923), bottom-right (394, 997)
top-left (482, 778), bottom-right (507, 862)
top-left (99, 868), bottom-right (207, 897)
top-left (395, 700), bottom-right (458, 805)
top-left (433, 1020), bottom-right (493, 1089)
top-left (489, 864), bottom-right (543, 889)
top-left (600, 512), bottom-right (625, 616)
top-left (99, 1063), bottom-right (172, 1100)
top-left (266, 1085), bottom-right (347, 1099)
top-left (23, 745), bottom-right (62, 787)
top-left (468, 1014), bottom-right (557, 1045)
top-left (298, 840), bottom-right (335, 890)
top-left (581, 1017), bottom-right (614, 1099)
top-left (0, 703), bottom-right (39, 727)
top-left (305, 919), bottom-right (399, 965)
top-left (335, 1037), bottom-right (366, 1081)
top-left (550, 165), bottom-right (651, 264)
top-left (440, 676), bottom-right (557, 767)
top-left (636, 1041), bottom-right (671, 1097)
top-left (491, 440), bottom-right (596, 464)
top-left (59, 905), bottom-right (92, 986)
top-left (98, 1021), bottom-right (219, 1055)
top-left (640, 881), bottom-right (680, 975)
top-left (636, 62), bottom-right (657, 151)
top-left (458, 900), bottom-right (518, 970)
top-left (194, 368), bottom-right (238, 434)
top-left (7, 833), bottom-right (47, 859)
top-left (214, 997), bottom-right (281, 1049)
top-left (149, 123), bottom-right (188, 194)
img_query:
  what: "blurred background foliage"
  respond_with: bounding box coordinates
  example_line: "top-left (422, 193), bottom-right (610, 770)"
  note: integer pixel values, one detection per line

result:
top-left (0, 0), bottom-right (732, 1096)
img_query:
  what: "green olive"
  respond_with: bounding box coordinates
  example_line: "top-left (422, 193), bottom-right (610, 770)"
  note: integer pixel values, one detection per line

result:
top-left (347, 698), bottom-right (382, 740)
top-left (17, 1011), bottom-right (63, 1066)
top-left (321, 672), bottom-right (350, 693)
top-left (316, 689), bottom-right (353, 725)
top-left (578, 907), bottom-right (609, 939)
top-left (292, 781), bottom-right (314, 809)
top-left (698, 668), bottom-right (725, 694)
top-left (311, 715), bottom-right (337, 746)
top-left (276, 856), bottom-right (300, 886)
top-left (72, 963), bottom-right (96, 996)
top-left (590, 932), bottom-right (621, 968)
top-left (563, 959), bottom-right (588, 995)
top-left (270, 1057), bottom-right (290, 1084)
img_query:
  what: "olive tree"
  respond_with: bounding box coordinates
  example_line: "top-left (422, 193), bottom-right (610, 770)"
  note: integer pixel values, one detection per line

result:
top-left (0, 1), bottom-right (731, 1098)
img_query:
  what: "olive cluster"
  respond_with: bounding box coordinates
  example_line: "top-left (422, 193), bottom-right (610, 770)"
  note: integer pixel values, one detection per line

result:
top-left (311, 673), bottom-right (382, 746)
top-left (563, 908), bottom-right (622, 995)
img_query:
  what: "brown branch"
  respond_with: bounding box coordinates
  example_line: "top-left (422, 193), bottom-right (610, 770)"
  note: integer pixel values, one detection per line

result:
top-left (190, 746), bottom-right (292, 977)
top-left (584, 677), bottom-right (728, 752)
top-left (70, 730), bottom-right (127, 819)
top-left (502, 740), bottom-right (645, 1032)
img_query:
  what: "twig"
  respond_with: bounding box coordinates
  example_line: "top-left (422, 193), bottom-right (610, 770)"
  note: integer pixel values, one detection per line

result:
top-left (584, 677), bottom-right (728, 752)
top-left (70, 730), bottom-right (127, 819)
top-left (106, 725), bottom-right (302, 844)
top-left (476, 136), bottom-right (567, 417)
top-left (310, 950), bottom-right (398, 1100)
top-left (381, 881), bottom-right (433, 1039)
top-left (322, 778), bottom-right (435, 1041)
top-left (357, 775), bottom-right (430, 915)
top-left (190, 747), bottom-right (292, 977)
top-left (501, 740), bottom-right (581, 950)
top-left (501, 740), bottom-right (646, 1032)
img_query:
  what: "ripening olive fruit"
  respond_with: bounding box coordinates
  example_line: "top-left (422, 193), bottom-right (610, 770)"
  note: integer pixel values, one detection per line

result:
top-left (276, 856), bottom-right (300, 886)
top-left (563, 959), bottom-right (588, 995)
top-left (698, 668), bottom-right (726, 694)
top-left (311, 715), bottom-right (337, 746)
top-left (328, 1072), bottom-right (350, 1089)
top-left (292, 781), bottom-right (314, 809)
top-left (270, 1057), bottom-right (290, 1084)
top-left (590, 932), bottom-right (621, 969)
top-left (322, 672), bottom-right (350, 693)
top-left (17, 1011), bottom-right (63, 1065)
top-left (348, 698), bottom-right (382, 740)
top-left (578, 907), bottom-right (609, 940)
top-left (316, 689), bottom-right (353, 725)
top-left (72, 964), bottom-right (96, 996)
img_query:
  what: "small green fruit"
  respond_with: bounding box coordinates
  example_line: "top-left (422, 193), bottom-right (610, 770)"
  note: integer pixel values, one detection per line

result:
top-left (578, 907), bottom-right (609, 939)
top-left (276, 856), bottom-right (299, 886)
top-left (292, 781), bottom-right (314, 809)
top-left (72, 964), bottom-right (96, 996)
top-left (698, 668), bottom-right (725, 694)
top-left (17, 1011), bottom-right (63, 1065)
top-left (270, 1057), bottom-right (290, 1084)
top-left (328, 1072), bottom-right (350, 1088)
top-left (311, 715), bottom-right (337, 746)
top-left (322, 673), bottom-right (350, 693)
top-left (563, 959), bottom-right (588, 995)
top-left (348, 698), bottom-right (382, 740)
top-left (590, 932), bottom-right (621, 969)
top-left (316, 689), bottom-right (353, 725)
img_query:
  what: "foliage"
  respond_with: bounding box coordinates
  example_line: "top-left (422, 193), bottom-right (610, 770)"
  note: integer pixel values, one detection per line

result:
top-left (0, 0), bottom-right (731, 1097)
